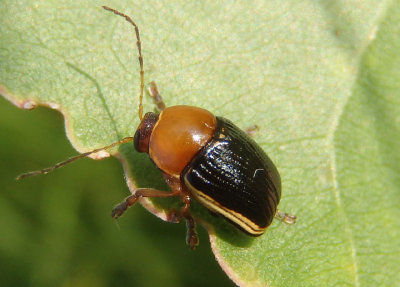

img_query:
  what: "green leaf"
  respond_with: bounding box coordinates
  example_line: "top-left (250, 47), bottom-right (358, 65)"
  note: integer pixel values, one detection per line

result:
top-left (1, 1), bottom-right (399, 286)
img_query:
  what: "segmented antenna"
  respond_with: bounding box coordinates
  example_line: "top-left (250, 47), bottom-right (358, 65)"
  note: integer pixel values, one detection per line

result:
top-left (16, 7), bottom-right (143, 180)
top-left (16, 137), bottom-right (134, 180)
top-left (102, 6), bottom-right (144, 120)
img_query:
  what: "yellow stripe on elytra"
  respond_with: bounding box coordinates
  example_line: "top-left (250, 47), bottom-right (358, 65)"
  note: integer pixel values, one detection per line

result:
top-left (184, 176), bottom-right (265, 235)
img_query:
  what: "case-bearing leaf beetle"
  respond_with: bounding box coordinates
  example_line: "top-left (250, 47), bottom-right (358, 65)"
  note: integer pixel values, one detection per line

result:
top-left (17, 6), bottom-right (296, 250)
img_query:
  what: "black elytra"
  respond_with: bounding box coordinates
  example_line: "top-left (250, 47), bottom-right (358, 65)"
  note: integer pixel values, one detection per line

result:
top-left (183, 117), bottom-right (281, 235)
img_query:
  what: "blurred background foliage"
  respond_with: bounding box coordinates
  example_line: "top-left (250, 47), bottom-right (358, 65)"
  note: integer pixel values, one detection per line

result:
top-left (0, 96), bottom-right (234, 287)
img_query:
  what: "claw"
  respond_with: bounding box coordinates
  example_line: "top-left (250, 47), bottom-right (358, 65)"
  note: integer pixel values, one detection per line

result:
top-left (111, 202), bottom-right (128, 218)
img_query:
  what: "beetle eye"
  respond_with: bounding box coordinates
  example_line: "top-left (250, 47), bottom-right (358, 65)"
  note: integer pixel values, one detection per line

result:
top-left (133, 129), bottom-right (141, 151)
top-left (133, 112), bottom-right (159, 153)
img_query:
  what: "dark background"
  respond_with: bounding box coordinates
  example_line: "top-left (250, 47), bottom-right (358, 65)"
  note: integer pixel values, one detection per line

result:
top-left (0, 95), bottom-right (234, 287)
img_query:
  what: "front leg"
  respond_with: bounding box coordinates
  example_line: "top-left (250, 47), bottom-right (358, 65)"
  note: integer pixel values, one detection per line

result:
top-left (111, 188), bottom-right (180, 218)
top-left (111, 181), bottom-right (199, 250)
top-left (147, 81), bottom-right (166, 111)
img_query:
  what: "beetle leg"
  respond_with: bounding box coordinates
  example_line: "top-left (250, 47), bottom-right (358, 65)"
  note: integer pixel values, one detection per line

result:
top-left (244, 124), bottom-right (259, 136)
top-left (180, 195), bottom-right (199, 250)
top-left (184, 214), bottom-right (198, 250)
top-left (148, 81), bottom-right (166, 111)
top-left (275, 210), bottom-right (297, 224)
top-left (160, 173), bottom-right (198, 249)
top-left (111, 188), bottom-right (180, 218)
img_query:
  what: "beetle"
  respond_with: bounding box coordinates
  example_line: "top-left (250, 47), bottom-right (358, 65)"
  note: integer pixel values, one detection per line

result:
top-left (17, 6), bottom-right (296, 250)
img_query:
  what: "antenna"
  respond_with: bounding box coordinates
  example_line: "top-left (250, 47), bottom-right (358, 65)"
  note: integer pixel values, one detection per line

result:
top-left (102, 6), bottom-right (144, 120)
top-left (16, 137), bottom-right (133, 180)
top-left (16, 7), bottom-right (144, 180)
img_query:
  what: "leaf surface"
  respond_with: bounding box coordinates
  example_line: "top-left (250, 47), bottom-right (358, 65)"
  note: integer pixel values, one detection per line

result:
top-left (1, 1), bottom-right (399, 286)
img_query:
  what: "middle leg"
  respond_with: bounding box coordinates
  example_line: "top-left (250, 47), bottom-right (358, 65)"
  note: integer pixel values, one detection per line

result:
top-left (179, 194), bottom-right (199, 250)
